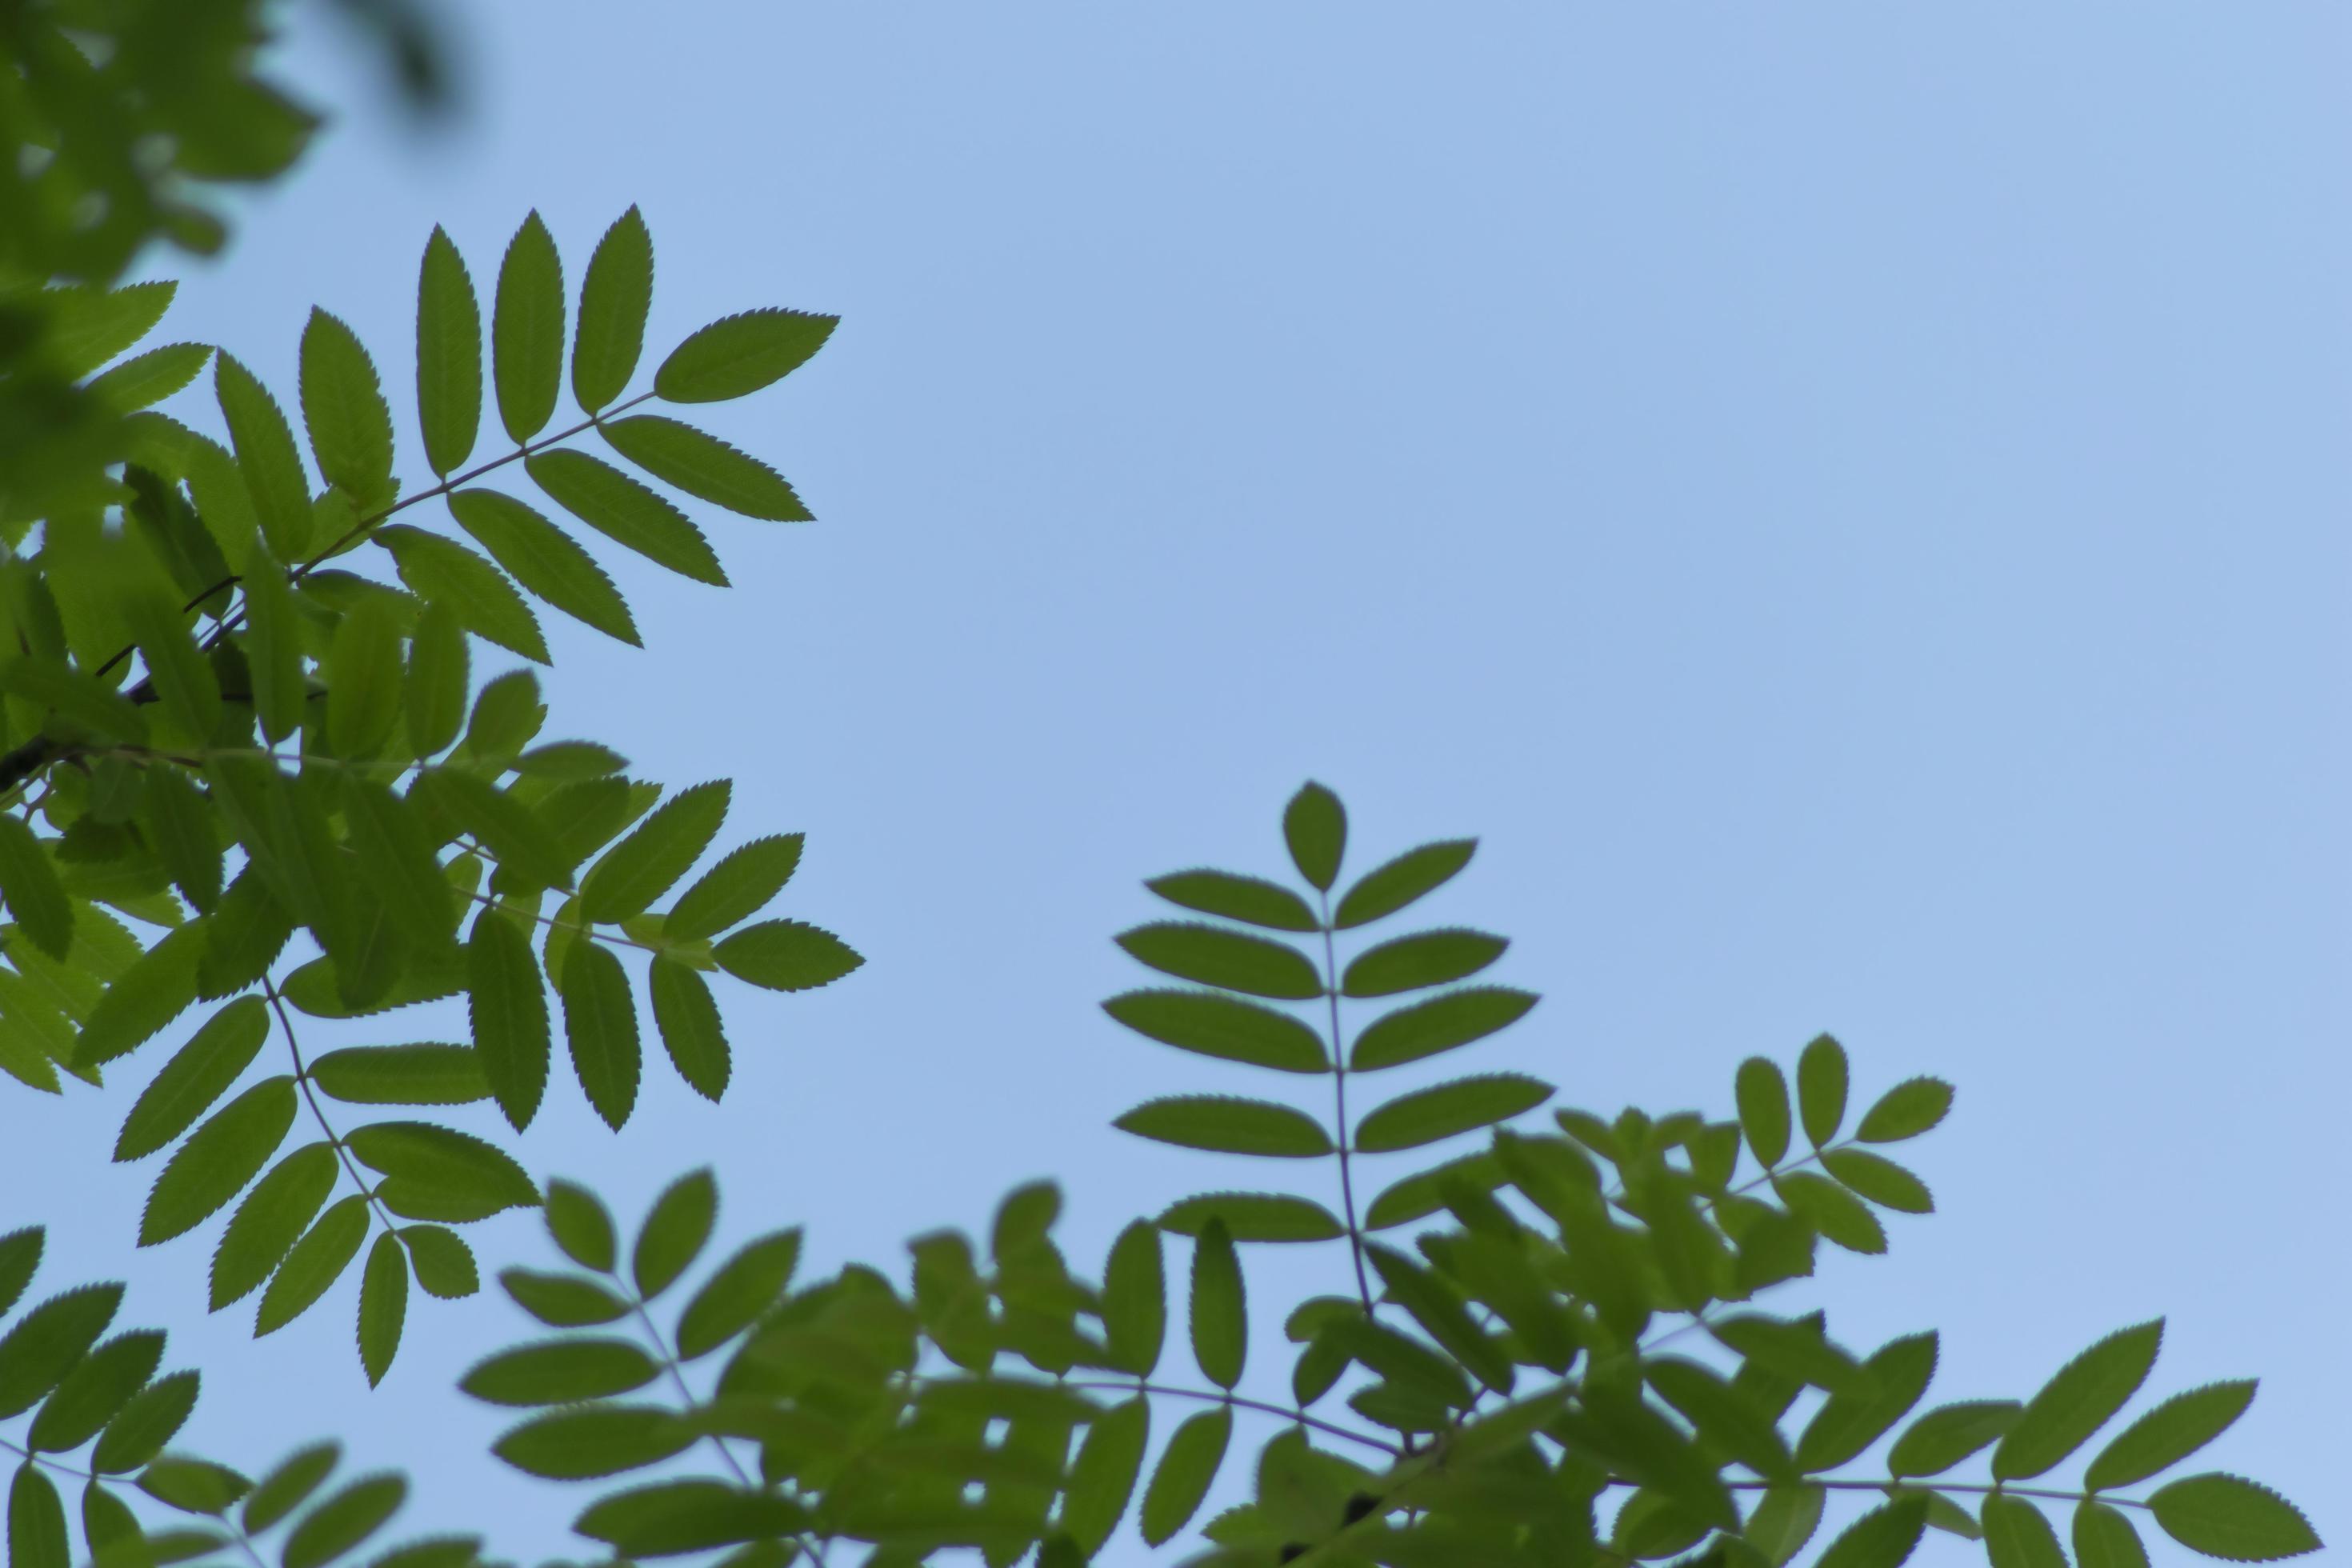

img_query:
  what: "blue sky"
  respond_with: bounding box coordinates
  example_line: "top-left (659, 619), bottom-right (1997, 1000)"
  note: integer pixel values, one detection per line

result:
top-left (9, 3), bottom-right (2346, 1562)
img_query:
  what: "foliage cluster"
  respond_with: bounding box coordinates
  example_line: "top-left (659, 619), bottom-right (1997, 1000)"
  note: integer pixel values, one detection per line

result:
top-left (0, 10), bottom-right (2325, 1568)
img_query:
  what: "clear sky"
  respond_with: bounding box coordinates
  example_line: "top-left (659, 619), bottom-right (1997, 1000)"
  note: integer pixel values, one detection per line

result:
top-left (10, 3), bottom-right (2346, 1563)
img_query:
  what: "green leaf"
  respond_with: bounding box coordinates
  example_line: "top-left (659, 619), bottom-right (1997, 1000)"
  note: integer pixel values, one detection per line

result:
top-left (1794, 1330), bottom-right (1938, 1472)
top-left (310, 1046), bottom-right (488, 1106)
top-left (582, 780), bottom-right (727, 922)
top-left (1114, 1096), bottom-right (1332, 1158)
top-left (1341, 929), bottom-right (1506, 997)
top-left (542, 1181), bottom-right (617, 1272)
top-left (1645, 1355), bottom-right (1797, 1482)
top-left (459, 1339), bottom-right (660, 1406)
top-left (2085, 1381), bottom-right (2258, 1492)
top-left (1354, 1073), bottom-right (1551, 1154)
top-left (1736, 1056), bottom-right (1793, 1168)
top-left (573, 1480), bottom-right (809, 1558)
top-left (357, 1234), bottom-right (407, 1386)
top-left (375, 526), bottom-right (546, 664)
top-left (340, 780), bottom-right (457, 960)
top-left (282, 1474), bottom-right (405, 1568)
top-left (648, 957), bottom-right (729, 1100)
top-left (494, 1406), bottom-right (692, 1481)
top-left (1146, 870), bottom-right (1318, 932)
top-left (25, 1330), bottom-right (162, 1452)
top-left (558, 939), bottom-right (639, 1130)
top-left (417, 227), bottom-right (483, 475)
top-left (1982, 1494), bottom-right (2066, 1568)
top-left (1100, 1222), bottom-right (1165, 1378)
top-left (458, 670), bottom-right (545, 767)
top-left (0, 655), bottom-right (146, 745)
top-left (491, 213), bottom-right (563, 443)
top-left (654, 309), bottom-right (834, 403)
top-left (77, 922), bottom-right (205, 1068)
top-left (498, 1269), bottom-right (628, 1328)
top-left (324, 595), bottom-right (402, 758)
top-left (403, 604), bottom-right (468, 758)
top-left (0, 818), bottom-right (72, 963)
top-left (254, 1198), bottom-right (370, 1335)
top-left (210, 1149), bottom-right (346, 1308)
top-left (1188, 1221), bottom-right (1245, 1390)
top-left (1856, 1077), bottom-right (1954, 1143)
top-left (1744, 1485), bottom-right (1826, 1566)
top-left (1348, 986), bottom-right (1534, 1072)
top-left (712, 919), bottom-right (862, 992)
top-left (399, 1227), bottom-right (478, 1299)
top-left (2146, 1475), bottom-right (2319, 1563)
top-left (663, 834), bottom-right (801, 942)
top-left (112, 997), bottom-right (270, 1162)
top-left (573, 207), bottom-right (654, 413)
top-left (0, 1285), bottom-right (124, 1418)
top-left (1773, 1171), bottom-right (1887, 1255)
top-left (142, 766), bottom-right (222, 915)
top-left (1362, 1151), bottom-right (1505, 1230)
top-left (242, 1442), bottom-right (339, 1535)
top-left (1366, 1242), bottom-right (1514, 1394)
top-left (446, 490), bottom-right (638, 646)
top-left (1115, 922), bottom-right (1319, 999)
top-left (88, 1372), bottom-right (198, 1474)
top-left (417, 768), bottom-right (574, 888)
top-left (238, 562), bottom-right (306, 746)
top-left (11, 1464), bottom-right (68, 1568)
top-left (467, 908), bottom-right (550, 1131)
top-left (1821, 1149), bottom-right (1934, 1214)
top-left (1711, 1314), bottom-right (1875, 1399)
top-left (1282, 782), bottom-right (1346, 891)
top-left (598, 416), bottom-right (809, 521)
top-left (1888, 1401), bottom-right (2022, 1478)
top-left (1101, 990), bottom-right (1328, 1073)
top-left (90, 343), bottom-right (214, 413)
top-left (125, 592), bottom-right (221, 744)
top-left (1333, 839), bottom-right (1476, 929)
top-left (1140, 1406), bottom-right (1230, 1546)
top-left (343, 1122), bottom-right (538, 1216)
top-left (1992, 1320), bottom-right (2163, 1481)
top-left (2074, 1501), bottom-right (2153, 1568)
top-left (362, 1538), bottom-right (480, 1568)
top-left (515, 741), bottom-right (628, 779)
top-left (675, 1230), bottom-right (800, 1360)
top-left (1060, 1397), bottom-right (1148, 1554)
top-left (0, 1232), bottom-right (38, 1320)
top-left (1812, 1494), bottom-right (1928, 1568)
top-left (138, 1077), bottom-right (296, 1246)
top-left (298, 310), bottom-right (394, 510)
top-left (1796, 1034), bottom-right (1848, 1148)
top-left (634, 1168), bottom-right (716, 1301)
top-left (214, 351), bottom-right (313, 561)
top-left (524, 450), bottom-right (727, 585)
top-left (1158, 1194), bottom-right (1345, 1243)
top-left (134, 1458), bottom-right (249, 1518)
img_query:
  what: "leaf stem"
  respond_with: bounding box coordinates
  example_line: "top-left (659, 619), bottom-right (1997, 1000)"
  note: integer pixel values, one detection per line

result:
top-left (1054, 1378), bottom-right (1402, 1458)
top-left (1318, 898), bottom-right (1375, 1321)
top-left (261, 974), bottom-right (405, 1244)
top-left (1724, 1475), bottom-right (2157, 1511)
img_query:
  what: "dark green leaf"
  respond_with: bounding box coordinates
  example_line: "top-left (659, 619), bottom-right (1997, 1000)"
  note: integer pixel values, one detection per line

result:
top-left (1982, 1495), bottom-right (2066, 1568)
top-left (113, 997), bottom-right (269, 1162)
top-left (126, 592), bottom-right (221, 746)
top-left (0, 819), bottom-right (70, 964)
top-left (1992, 1320), bottom-right (2163, 1481)
top-left (1060, 1397), bottom-right (1148, 1554)
top-left (676, 1230), bottom-right (801, 1360)
top-left (1362, 1151), bottom-right (1505, 1230)
top-left (648, 957), bottom-right (728, 1101)
top-left (654, 309), bottom-right (834, 403)
top-left (254, 1197), bottom-right (370, 1336)
top-left (238, 560), bottom-right (306, 746)
top-left (1146, 871), bottom-right (1317, 932)
top-left (1115, 922), bottom-right (1319, 999)
top-left (1347, 986), bottom-right (1534, 1072)
top-left (403, 604), bottom-right (468, 758)
top-left (1735, 1056), bottom-right (1793, 1168)
top-left (459, 1339), bottom-right (660, 1406)
top-left (664, 834), bottom-right (801, 941)
top-left (1795, 1332), bottom-right (1938, 1472)
top-left (282, 1474), bottom-right (406, 1568)
top-left (634, 1169), bottom-right (716, 1301)
top-left (492, 213), bottom-right (563, 442)
top-left (11, 1464), bottom-right (68, 1568)
top-left (210, 1143), bottom-right (337, 1310)
top-left (376, 527), bottom-right (546, 664)
top-left (25, 1331), bottom-right (162, 1452)
top-left (2085, 1381), bottom-right (2258, 1492)
top-left (524, 450), bottom-right (727, 585)
top-left (573, 1480), bottom-right (809, 1558)
top-left (446, 490), bottom-right (638, 646)
top-left (1158, 1194), bottom-right (1345, 1244)
top-left (498, 1269), bottom-right (628, 1328)
top-left (298, 310), bottom-right (394, 510)
top-left (1114, 1096), bottom-right (1332, 1158)
top-left (1645, 1356), bottom-right (1797, 1482)
top-left (2146, 1475), bottom-right (2319, 1562)
top-left (89, 1372), bottom-right (199, 1474)
top-left (598, 416), bottom-right (808, 520)
top-left (1333, 839), bottom-right (1475, 929)
top-left (2074, 1501), bottom-right (2153, 1568)
top-left (1744, 1485), bottom-right (1826, 1566)
top-left (357, 1234), bottom-right (407, 1386)
top-left (494, 1406), bottom-right (692, 1481)
top-left (573, 207), bottom-right (654, 413)
top-left (1341, 929), bottom-right (1506, 998)
top-left (1140, 1406), bottom-right (1230, 1546)
top-left (1366, 1242), bottom-right (1514, 1393)
top-left (514, 741), bottom-right (628, 780)
top-left (542, 1181), bottom-right (617, 1273)
top-left (1822, 1149), bottom-right (1933, 1214)
top-left (400, 1226), bottom-right (478, 1299)
top-left (1856, 1077), bottom-right (1954, 1143)
top-left (1188, 1221), bottom-right (1245, 1390)
top-left (1796, 1034), bottom-right (1848, 1148)
top-left (1812, 1494), bottom-right (1927, 1568)
top-left (342, 1123), bottom-right (538, 1215)
top-left (0, 1286), bottom-right (124, 1418)
top-left (559, 939), bottom-right (639, 1131)
top-left (0, 1232), bottom-right (38, 1319)
top-left (214, 351), bottom-right (313, 560)
top-left (467, 907), bottom-right (549, 1132)
top-left (712, 918), bottom-right (862, 992)
top-left (138, 1077), bottom-right (296, 1246)
top-left (242, 1442), bottom-right (339, 1535)
top-left (417, 227), bottom-right (483, 475)
top-left (1282, 782), bottom-right (1346, 891)
top-left (417, 768), bottom-right (573, 888)
top-left (134, 1459), bottom-right (249, 1518)
top-left (1100, 1222), bottom-right (1165, 1378)
top-left (340, 781), bottom-right (456, 960)
top-left (1773, 1171), bottom-right (1887, 1255)
top-left (582, 780), bottom-right (727, 922)
top-left (1354, 1073), bottom-right (1551, 1153)
top-left (1102, 990), bottom-right (1327, 1073)
top-left (1888, 1401), bottom-right (2022, 1478)
top-left (1711, 1314), bottom-right (1875, 1399)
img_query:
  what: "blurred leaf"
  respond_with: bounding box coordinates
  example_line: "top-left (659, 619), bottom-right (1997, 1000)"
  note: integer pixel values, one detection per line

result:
top-left (403, 603), bottom-right (468, 757)
top-left (634, 1169), bottom-right (716, 1301)
top-left (1158, 1194), bottom-right (1345, 1244)
top-left (1140, 1406), bottom-right (1230, 1546)
top-left (459, 1340), bottom-right (660, 1406)
top-left (1188, 1221), bottom-right (1245, 1390)
top-left (1795, 1331), bottom-right (1938, 1472)
top-left (542, 1181), bottom-right (617, 1273)
top-left (1795, 1034), bottom-right (1848, 1149)
top-left (1059, 1397), bottom-right (1148, 1554)
top-left (1856, 1077), bottom-right (1954, 1144)
top-left (1821, 1150), bottom-right (1934, 1214)
top-left (1773, 1172), bottom-right (1886, 1256)
top-left (494, 1406), bottom-right (692, 1481)
top-left (676, 1230), bottom-right (800, 1360)
top-left (1282, 782), bottom-right (1346, 891)
top-left (134, 1459), bottom-right (249, 1518)
top-left (573, 1479), bottom-right (809, 1558)
top-left (282, 1474), bottom-right (406, 1568)
top-left (1735, 1057), bottom-right (1792, 1169)
top-left (138, 1077), bottom-right (296, 1246)
top-left (498, 1269), bottom-right (628, 1328)
top-left (241, 1442), bottom-right (339, 1535)
top-left (90, 345), bottom-right (214, 413)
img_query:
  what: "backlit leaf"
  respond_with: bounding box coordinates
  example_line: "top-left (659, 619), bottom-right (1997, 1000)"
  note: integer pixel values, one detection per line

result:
top-left (403, 604), bottom-right (468, 757)
top-left (90, 344), bottom-right (214, 413)
top-left (1341, 929), bottom-right (1506, 998)
top-left (654, 309), bottom-right (834, 403)
top-left (88, 1372), bottom-right (198, 1474)
top-left (468, 907), bottom-right (550, 1131)
top-left (298, 309), bottom-right (394, 510)
top-left (357, 1234), bottom-right (407, 1386)
top-left (114, 996), bottom-right (270, 1162)
top-left (633, 1169), bottom-right (716, 1301)
top-left (498, 1270), bottom-right (628, 1328)
top-left (599, 416), bottom-right (809, 521)
top-left (1189, 1221), bottom-right (1244, 1390)
top-left (1282, 783), bottom-right (1346, 891)
top-left (2085, 1381), bottom-right (2258, 1492)
top-left (0, 656), bottom-right (146, 745)
top-left (494, 1406), bottom-right (692, 1481)
top-left (1115, 922), bottom-right (1319, 999)
top-left (525, 450), bottom-right (727, 585)
top-left (0, 817), bottom-right (72, 962)
top-left (712, 919), bottom-right (862, 992)
top-left (1158, 1194), bottom-right (1345, 1244)
top-left (648, 957), bottom-right (728, 1100)
top-left (675, 1230), bottom-right (800, 1360)
top-left (238, 560), bottom-right (306, 745)
top-left (1856, 1077), bottom-right (1954, 1143)
top-left (1796, 1034), bottom-right (1848, 1148)
top-left (210, 1145), bottom-right (337, 1310)
top-left (25, 1330), bottom-right (162, 1452)
top-left (493, 213), bottom-right (563, 442)
top-left (1101, 990), bottom-right (1327, 1073)
top-left (1795, 1332), bottom-right (1938, 1472)
top-left (447, 490), bottom-right (638, 646)
top-left (214, 352), bottom-right (312, 560)
top-left (1139, 1406), bottom-right (1230, 1546)
top-left (1736, 1056), bottom-right (1793, 1168)
top-left (126, 590), bottom-right (221, 745)
top-left (1114, 1096), bottom-right (1332, 1158)
top-left (1354, 1073), bottom-right (1551, 1154)
top-left (1813, 1494), bottom-right (1927, 1568)
top-left (1060, 1397), bottom-right (1148, 1554)
top-left (1992, 1320), bottom-right (2163, 1481)
top-left (0, 1286), bottom-right (124, 1418)
top-left (1145, 870), bottom-right (1317, 933)
top-left (142, 765), bottom-right (222, 915)
top-left (282, 1474), bottom-right (405, 1568)
top-left (2148, 1475), bottom-right (2319, 1563)
top-left (138, 1077), bottom-right (296, 1246)
top-left (1983, 1495), bottom-right (2067, 1568)
top-left (11, 1465), bottom-right (67, 1568)
top-left (573, 207), bottom-right (653, 413)
top-left (417, 228), bottom-right (483, 475)
top-left (342, 1123), bottom-right (538, 1216)
top-left (1888, 1401), bottom-right (2022, 1478)
top-left (2074, 1501), bottom-right (2153, 1568)
top-left (310, 1046), bottom-right (489, 1106)
top-left (582, 780), bottom-right (727, 923)
top-left (460, 1339), bottom-right (660, 1406)
top-left (254, 1198), bottom-right (369, 1335)
top-left (418, 768), bottom-right (573, 889)
top-left (542, 1182), bottom-right (617, 1273)
top-left (1774, 1171), bottom-right (1887, 1255)
top-left (376, 527), bottom-right (546, 664)
top-left (1333, 839), bottom-right (1475, 929)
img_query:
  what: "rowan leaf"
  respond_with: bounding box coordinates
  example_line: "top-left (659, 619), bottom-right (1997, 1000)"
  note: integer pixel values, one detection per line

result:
top-left (581, 781), bottom-right (727, 923)
top-left (1100, 1222), bottom-right (1165, 1378)
top-left (2148, 1475), bottom-right (2319, 1562)
top-left (324, 596), bottom-right (403, 758)
top-left (214, 351), bottom-right (312, 560)
top-left (402, 603), bottom-right (468, 758)
top-left (573, 207), bottom-right (654, 412)
top-left (494, 1406), bottom-right (692, 1482)
top-left (467, 907), bottom-right (550, 1131)
top-left (1856, 1077), bottom-right (1955, 1143)
top-left (0, 1286), bottom-right (124, 1418)
top-left (10, 1465), bottom-right (68, 1568)
top-left (137, 1077), bottom-right (297, 1247)
top-left (1822, 1149), bottom-right (1934, 1214)
top-left (210, 1144), bottom-right (337, 1310)
top-left (357, 1234), bottom-right (407, 1386)
top-left (1145, 870), bottom-right (1318, 932)
top-left (633, 1169), bottom-right (716, 1302)
top-left (1114, 1096), bottom-right (1332, 1158)
top-left (417, 228), bottom-right (483, 475)
top-left (599, 415), bottom-right (809, 521)
top-left (24, 1330), bottom-right (162, 1452)
top-left (282, 1474), bottom-right (405, 1568)
top-left (559, 938), bottom-right (640, 1130)
top-left (1158, 1194), bottom-right (1345, 1243)
top-left (298, 309), bottom-right (394, 510)
top-left (460, 1339), bottom-right (661, 1406)
top-left (1797, 1034), bottom-right (1849, 1148)
top-left (1059, 1397), bottom-right (1148, 1554)
top-left (2074, 1500), bottom-right (2153, 1568)
top-left (648, 957), bottom-right (729, 1101)
top-left (2085, 1381), bottom-right (2258, 1492)
top-left (1736, 1057), bottom-right (1794, 1168)
top-left (399, 1227), bottom-right (478, 1299)
top-left (654, 309), bottom-right (834, 403)
top-left (376, 526), bottom-right (546, 664)
top-left (1102, 990), bottom-right (1328, 1073)
top-left (1188, 1221), bottom-right (1244, 1390)
top-left (1139, 1406), bottom-right (1230, 1546)
top-left (1992, 1321), bottom-right (2163, 1481)
top-left (524, 450), bottom-right (727, 585)
top-left (1354, 1074), bottom-right (1552, 1153)
top-left (1333, 838), bottom-right (1476, 929)
top-left (114, 996), bottom-right (270, 1162)
top-left (446, 490), bottom-right (638, 646)
top-left (88, 1371), bottom-right (198, 1474)
top-left (493, 213), bottom-right (563, 442)
top-left (310, 1045), bottom-right (489, 1106)
top-left (712, 919), bottom-right (861, 992)
top-left (675, 1230), bottom-right (800, 1360)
